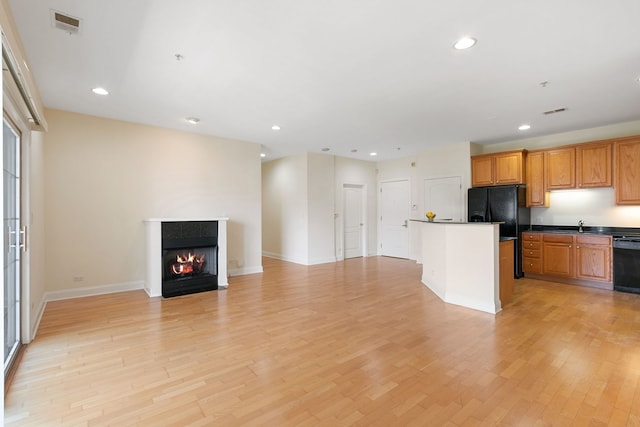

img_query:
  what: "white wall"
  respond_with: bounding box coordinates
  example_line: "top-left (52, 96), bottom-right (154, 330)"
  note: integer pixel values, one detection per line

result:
top-left (262, 153), bottom-right (378, 264)
top-left (530, 188), bottom-right (640, 228)
top-left (480, 120), bottom-right (640, 227)
top-left (26, 130), bottom-right (46, 338)
top-left (334, 156), bottom-right (378, 257)
top-left (377, 142), bottom-right (472, 220)
top-left (262, 153), bottom-right (309, 263)
top-left (307, 153), bottom-right (336, 264)
top-left (43, 109), bottom-right (262, 294)
top-left (377, 142), bottom-right (473, 258)
top-left (480, 120), bottom-right (640, 154)
top-left (414, 142), bottom-right (472, 220)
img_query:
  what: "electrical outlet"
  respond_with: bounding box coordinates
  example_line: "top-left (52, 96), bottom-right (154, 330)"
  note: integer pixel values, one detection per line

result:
top-left (73, 275), bottom-right (84, 282)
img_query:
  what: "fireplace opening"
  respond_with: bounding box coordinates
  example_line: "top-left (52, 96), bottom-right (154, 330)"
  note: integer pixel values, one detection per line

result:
top-left (161, 221), bottom-right (218, 298)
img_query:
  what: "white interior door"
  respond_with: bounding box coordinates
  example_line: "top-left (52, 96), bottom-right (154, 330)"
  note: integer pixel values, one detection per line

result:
top-left (380, 179), bottom-right (410, 258)
top-left (424, 176), bottom-right (463, 222)
top-left (343, 185), bottom-right (364, 259)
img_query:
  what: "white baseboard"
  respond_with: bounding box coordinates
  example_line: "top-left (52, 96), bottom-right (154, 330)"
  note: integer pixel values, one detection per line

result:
top-left (28, 294), bottom-right (47, 342)
top-left (262, 251), bottom-right (337, 266)
top-left (262, 251), bottom-right (307, 265)
top-left (307, 256), bottom-right (338, 265)
top-left (44, 281), bottom-right (145, 302)
top-left (228, 266), bottom-right (264, 276)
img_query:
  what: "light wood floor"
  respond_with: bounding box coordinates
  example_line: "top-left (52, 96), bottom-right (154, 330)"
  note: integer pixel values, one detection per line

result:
top-left (5, 256), bottom-right (640, 426)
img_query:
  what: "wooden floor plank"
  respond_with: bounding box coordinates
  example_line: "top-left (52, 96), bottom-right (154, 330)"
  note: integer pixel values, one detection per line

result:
top-left (5, 256), bottom-right (640, 425)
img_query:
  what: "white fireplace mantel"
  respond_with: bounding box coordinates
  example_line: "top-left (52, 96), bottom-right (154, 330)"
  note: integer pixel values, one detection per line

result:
top-left (144, 218), bottom-right (229, 297)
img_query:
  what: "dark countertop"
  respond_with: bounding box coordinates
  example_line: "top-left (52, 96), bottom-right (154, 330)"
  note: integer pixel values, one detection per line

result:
top-left (527, 225), bottom-right (640, 237)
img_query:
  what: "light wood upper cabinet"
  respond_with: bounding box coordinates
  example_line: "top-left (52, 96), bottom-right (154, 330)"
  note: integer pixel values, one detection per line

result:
top-left (545, 147), bottom-right (575, 190)
top-left (525, 151), bottom-right (549, 207)
top-left (471, 150), bottom-right (525, 187)
top-left (471, 156), bottom-right (495, 187)
top-left (615, 137), bottom-right (640, 205)
top-left (495, 151), bottom-right (525, 184)
top-left (576, 141), bottom-right (612, 188)
top-left (470, 135), bottom-right (638, 205)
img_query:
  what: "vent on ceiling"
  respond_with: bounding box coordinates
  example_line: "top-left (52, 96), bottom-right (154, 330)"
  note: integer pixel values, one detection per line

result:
top-left (543, 107), bottom-right (567, 115)
top-left (51, 10), bottom-right (81, 34)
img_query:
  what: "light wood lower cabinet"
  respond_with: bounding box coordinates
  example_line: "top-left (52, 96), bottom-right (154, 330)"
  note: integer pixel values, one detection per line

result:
top-left (575, 235), bottom-right (612, 282)
top-left (522, 232), bottom-right (612, 289)
top-left (542, 234), bottom-right (574, 278)
top-left (522, 232), bottom-right (542, 274)
top-left (499, 239), bottom-right (515, 306)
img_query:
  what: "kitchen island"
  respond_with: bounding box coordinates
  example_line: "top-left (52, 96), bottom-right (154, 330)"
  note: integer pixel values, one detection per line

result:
top-left (411, 220), bottom-right (504, 314)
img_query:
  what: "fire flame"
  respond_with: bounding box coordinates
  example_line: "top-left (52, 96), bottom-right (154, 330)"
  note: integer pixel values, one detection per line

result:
top-left (171, 252), bottom-right (205, 276)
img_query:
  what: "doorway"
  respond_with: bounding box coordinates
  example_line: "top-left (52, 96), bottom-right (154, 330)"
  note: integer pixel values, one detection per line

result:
top-left (3, 116), bottom-right (22, 376)
top-left (343, 184), bottom-right (366, 259)
top-left (380, 179), bottom-right (410, 258)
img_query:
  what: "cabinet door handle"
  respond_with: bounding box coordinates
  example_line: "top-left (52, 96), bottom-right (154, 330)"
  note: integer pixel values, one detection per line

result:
top-left (576, 245), bottom-right (580, 249)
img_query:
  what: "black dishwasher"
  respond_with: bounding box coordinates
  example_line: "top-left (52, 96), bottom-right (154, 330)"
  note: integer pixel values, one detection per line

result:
top-left (613, 235), bottom-right (640, 294)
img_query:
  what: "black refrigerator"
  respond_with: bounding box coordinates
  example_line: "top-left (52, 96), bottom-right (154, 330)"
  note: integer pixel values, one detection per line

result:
top-left (468, 185), bottom-right (530, 278)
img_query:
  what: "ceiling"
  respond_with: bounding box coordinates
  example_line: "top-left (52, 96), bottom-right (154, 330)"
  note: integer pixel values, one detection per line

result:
top-left (7, 0), bottom-right (640, 161)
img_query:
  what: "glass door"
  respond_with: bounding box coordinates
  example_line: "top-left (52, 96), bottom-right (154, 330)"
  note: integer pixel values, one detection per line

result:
top-left (3, 116), bottom-right (21, 375)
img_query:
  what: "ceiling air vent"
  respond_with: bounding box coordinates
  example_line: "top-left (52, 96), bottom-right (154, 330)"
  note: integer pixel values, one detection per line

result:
top-left (543, 107), bottom-right (567, 115)
top-left (51, 10), bottom-right (81, 34)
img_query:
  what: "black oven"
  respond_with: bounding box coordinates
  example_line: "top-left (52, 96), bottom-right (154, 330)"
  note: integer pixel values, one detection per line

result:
top-left (613, 235), bottom-right (640, 294)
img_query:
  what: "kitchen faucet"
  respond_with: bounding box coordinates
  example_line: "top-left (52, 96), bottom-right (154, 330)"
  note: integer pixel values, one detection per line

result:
top-left (578, 220), bottom-right (584, 233)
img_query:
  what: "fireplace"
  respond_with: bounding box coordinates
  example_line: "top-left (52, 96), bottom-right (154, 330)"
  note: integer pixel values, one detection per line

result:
top-left (144, 218), bottom-right (228, 298)
top-left (161, 221), bottom-right (218, 297)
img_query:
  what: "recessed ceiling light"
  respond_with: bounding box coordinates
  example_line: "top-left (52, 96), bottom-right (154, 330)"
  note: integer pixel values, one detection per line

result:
top-left (271, 125), bottom-right (281, 131)
top-left (370, 152), bottom-right (377, 157)
top-left (351, 149), bottom-right (358, 153)
top-left (92, 87), bottom-right (109, 95)
top-left (519, 124), bottom-right (531, 131)
top-left (454, 37), bottom-right (477, 50)
top-left (260, 153), bottom-right (266, 158)
top-left (186, 117), bottom-right (200, 124)
top-left (321, 148), bottom-right (330, 152)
